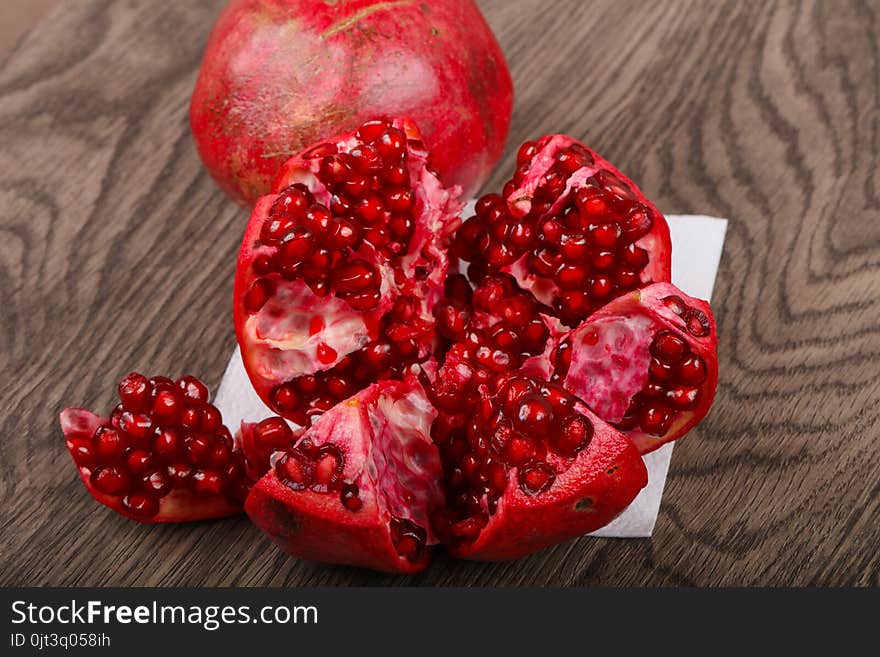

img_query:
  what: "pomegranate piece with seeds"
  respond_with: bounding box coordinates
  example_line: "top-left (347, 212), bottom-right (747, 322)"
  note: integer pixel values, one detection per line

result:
top-left (453, 135), bottom-right (671, 327)
top-left (234, 117), bottom-right (462, 428)
top-left (553, 283), bottom-right (718, 454)
top-left (430, 375), bottom-right (647, 561)
top-left (60, 373), bottom-right (296, 522)
top-left (245, 374), bottom-right (444, 573)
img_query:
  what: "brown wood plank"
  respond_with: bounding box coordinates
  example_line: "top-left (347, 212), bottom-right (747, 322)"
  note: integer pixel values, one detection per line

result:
top-left (0, 0), bottom-right (877, 586)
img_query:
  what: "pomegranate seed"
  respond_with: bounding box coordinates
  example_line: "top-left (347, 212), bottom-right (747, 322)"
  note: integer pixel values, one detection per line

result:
top-left (185, 434), bottom-right (212, 466)
top-left (555, 414), bottom-right (593, 456)
top-left (518, 462), bottom-right (555, 496)
top-left (122, 494), bottom-right (159, 518)
top-left (556, 264), bottom-right (589, 289)
top-left (180, 407), bottom-right (201, 429)
top-left (641, 403), bottom-right (673, 435)
top-left (68, 438), bottom-right (94, 468)
top-left (142, 469), bottom-right (173, 497)
top-left (191, 469), bottom-right (224, 496)
top-left (177, 376), bottom-right (209, 403)
top-left (663, 295), bottom-right (686, 315)
top-left (667, 386), bottom-right (701, 410)
top-left (275, 451), bottom-right (314, 490)
top-left (340, 482), bottom-right (363, 511)
top-left (278, 227), bottom-right (314, 263)
top-left (118, 373), bottom-right (151, 412)
top-left (389, 516), bottom-right (426, 562)
top-left (376, 128), bottom-right (406, 161)
top-left (90, 466), bottom-right (131, 495)
top-left (356, 119), bottom-right (389, 143)
top-left (517, 140), bottom-right (538, 164)
top-left (684, 309), bottom-right (711, 337)
top-left (677, 356), bottom-right (707, 385)
top-left (333, 260), bottom-right (378, 294)
top-left (651, 331), bottom-right (688, 364)
top-left (152, 388), bottom-right (183, 423)
top-left (502, 434), bottom-right (535, 467)
top-left (515, 395), bottom-right (554, 433)
top-left (385, 188), bottom-right (414, 212)
top-left (118, 412), bottom-right (153, 444)
top-left (200, 405), bottom-right (223, 433)
top-left (254, 417), bottom-right (294, 450)
top-left (92, 426), bottom-right (127, 463)
top-left (356, 194), bottom-right (385, 223)
top-left (153, 428), bottom-right (181, 458)
top-left (125, 449), bottom-right (155, 476)
top-left (316, 342), bottom-right (338, 365)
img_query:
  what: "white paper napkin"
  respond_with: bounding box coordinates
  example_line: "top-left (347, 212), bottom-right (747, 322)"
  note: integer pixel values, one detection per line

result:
top-left (215, 214), bottom-right (727, 538)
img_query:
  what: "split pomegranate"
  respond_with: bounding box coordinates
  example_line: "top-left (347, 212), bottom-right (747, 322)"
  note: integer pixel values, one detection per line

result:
top-left (245, 375), bottom-right (445, 573)
top-left (190, 0), bottom-right (513, 205)
top-left (430, 374), bottom-right (647, 560)
top-left (554, 283), bottom-right (718, 454)
top-left (452, 135), bottom-right (672, 327)
top-left (60, 373), bottom-right (296, 522)
top-left (234, 117), bottom-right (462, 428)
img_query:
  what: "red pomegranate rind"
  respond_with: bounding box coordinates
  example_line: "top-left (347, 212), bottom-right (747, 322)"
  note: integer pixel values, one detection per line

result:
top-left (436, 376), bottom-right (647, 561)
top-left (453, 134), bottom-right (671, 327)
top-left (60, 374), bottom-right (297, 523)
top-left (235, 117), bottom-right (462, 427)
top-left (245, 375), bottom-right (444, 573)
top-left (557, 282), bottom-right (718, 454)
top-left (189, 0), bottom-right (513, 205)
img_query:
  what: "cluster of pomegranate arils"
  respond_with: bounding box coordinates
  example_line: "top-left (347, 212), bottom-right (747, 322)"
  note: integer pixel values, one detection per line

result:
top-left (455, 140), bottom-right (660, 325)
top-left (431, 375), bottom-right (593, 545)
top-left (63, 374), bottom-right (276, 521)
top-left (62, 118), bottom-right (717, 572)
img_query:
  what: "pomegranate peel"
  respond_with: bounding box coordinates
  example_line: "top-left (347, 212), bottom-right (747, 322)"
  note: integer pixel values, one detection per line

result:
top-left (245, 374), bottom-right (443, 573)
top-left (189, 0), bottom-right (513, 205)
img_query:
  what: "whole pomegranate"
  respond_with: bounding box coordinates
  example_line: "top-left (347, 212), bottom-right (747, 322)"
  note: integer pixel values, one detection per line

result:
top-left (190, 0), bottom-right (514, 206)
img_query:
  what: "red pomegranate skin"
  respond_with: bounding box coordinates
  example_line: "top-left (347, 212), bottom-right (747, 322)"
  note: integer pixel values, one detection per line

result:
top-left (190, 0), bottom-right (514, 206)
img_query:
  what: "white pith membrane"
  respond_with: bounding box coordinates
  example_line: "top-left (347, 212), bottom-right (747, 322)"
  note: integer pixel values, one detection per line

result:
top-left (269, 378), bottom-right (444, 548)
top-left (239, 119), bottom-right (462, 414)
top-left (562, 314), bottom-right (654, 422)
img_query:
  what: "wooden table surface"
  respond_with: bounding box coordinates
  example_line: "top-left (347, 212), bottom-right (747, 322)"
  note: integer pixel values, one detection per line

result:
top-left (1, 0), bottom-right (877, 587)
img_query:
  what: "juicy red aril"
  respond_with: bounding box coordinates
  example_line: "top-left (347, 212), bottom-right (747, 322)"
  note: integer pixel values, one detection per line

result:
top-left (518, 462), bottom-right (556, 496)
top-left (177, 376), bottom-right (209, 403)
top-left (253, 417), bottom-right (293, 450)
top-left (389, 516), bottom-right (427, 562)
top-left (340, 482), bottom-right (363, 511)
top-left (123, 494), bottom-right (160, 518)
top-left (650, 330), bottom-right (687, 363)
top-left (118, 373), bottom-right (150, 412)
top-left (678, 356), bottom-right (707, 385)
top-left (641, 404), bottom-right (673, 435)
top-left (91, 466), bottom-right (131, 496)
top-left (92, 426), bottom-right (127, 463)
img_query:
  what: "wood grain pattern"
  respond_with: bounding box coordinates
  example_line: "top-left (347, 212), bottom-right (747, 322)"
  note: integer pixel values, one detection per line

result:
top-left (0, 0), bottom-right (877, 587)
